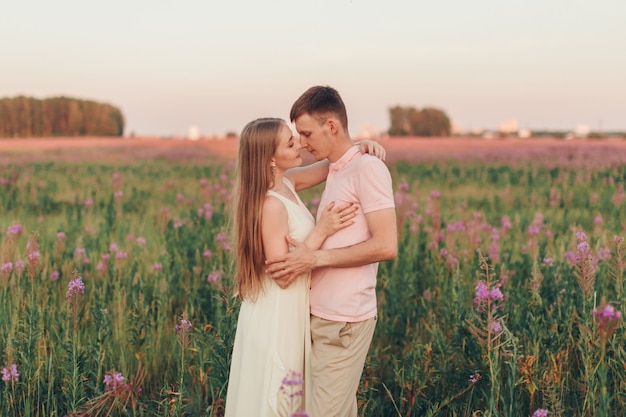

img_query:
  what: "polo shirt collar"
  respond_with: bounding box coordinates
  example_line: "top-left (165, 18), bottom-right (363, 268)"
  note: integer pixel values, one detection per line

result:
top-left (329, 145), bottom-right (359, 173)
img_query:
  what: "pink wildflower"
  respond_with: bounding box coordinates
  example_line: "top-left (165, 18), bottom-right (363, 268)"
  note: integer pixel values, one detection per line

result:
top-left (489, 318), bottom-right (503, 335)
top-left (1, 363), bottom-right (19, 382)
top-left (6, 224), bottom-right (22, 236)
top-left (103, 370), bottom-right (125, 391)
top-left (207, 270), bottom-right (223, 283)
top-left (176, 316), bottom-right (192, 334)
top-left (593, 303), bottom-right (622, 322)
top-left (1, 262), bottom-right (12, 274)
top-left (66, 276), bottom-right (85, 300)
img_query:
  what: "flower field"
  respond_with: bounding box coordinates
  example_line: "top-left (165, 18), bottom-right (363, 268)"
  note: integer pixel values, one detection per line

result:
top-left (1, 138), bottom-right (625, 416)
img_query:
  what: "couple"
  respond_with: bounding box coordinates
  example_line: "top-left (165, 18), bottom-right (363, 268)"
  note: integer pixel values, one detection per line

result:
top-left (225, 86), bottom-right (397, 417)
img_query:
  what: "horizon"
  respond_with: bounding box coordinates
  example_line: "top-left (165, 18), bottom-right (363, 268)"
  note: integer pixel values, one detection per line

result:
top-left (1, 0), bottom-right (625, 136)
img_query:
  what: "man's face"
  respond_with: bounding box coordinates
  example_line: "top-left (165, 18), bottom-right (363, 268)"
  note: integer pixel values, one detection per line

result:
top-left (293, 113), bottom-right (333, 161)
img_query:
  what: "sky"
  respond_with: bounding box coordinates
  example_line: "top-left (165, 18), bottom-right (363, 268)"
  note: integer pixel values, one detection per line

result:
top-left (1, 0), bottom-right (625, 137)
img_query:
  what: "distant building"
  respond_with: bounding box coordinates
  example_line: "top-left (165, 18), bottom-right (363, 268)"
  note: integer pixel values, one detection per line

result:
top-left (188, 125), bottom-right (200, 141)
top-left (356, 124), bottom-right (383, 140)
top-left (497, 119), bottom-right (518, 135)
top-left (451, 121), bottom-right (466, 136)
top-left (518, 128), bottom-right (531, 138)
top-left (575, 124), bottom-right (590, 138)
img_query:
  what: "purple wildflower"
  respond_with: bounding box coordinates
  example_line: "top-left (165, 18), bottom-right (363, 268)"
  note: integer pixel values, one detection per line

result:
top-left (593, 303), bottom-right (622, 322)
top-left (207, 270), bottom-right (223, 283)
top-left (104, 370), bottom-right (125, 391)
top-left (66, 276), bottom-right (85, 300)
top-left (56, 232), bottom-right (66, 240)
top-left (474, 281), bottom-right (489, 306)
top-left (597, 247), bottom-right (611, 260)
top-left (74, 248), bottom-right (86, 260)
top-left (469, 373), bottom-right (481, 384)
top-left (1, 262), bottom-right (12, 274)
top-left (27, 250), bottom-right (40, 262)
top-left (203, 249), bottom-right (212, 259)
top-left (14, 260), bottom-right (25, 270)
top-left (282, 371), bottom-right (304, 387)
top-left (152, 263), bottom-right (163, 271)
top-left (489, 285), bottom-right (504, 302)
top-left (532, 409), bottom-right (549, 417)
top-left (50, 270), bottom-right (60, 281)
top-left (136, 236), bottom-right (146, 246)
top-left (489, 318), bottom-right (503, 335)
top-left (6, 224), bottom-right (22, 236)
top-left (1, 363), bottom-right (19, 382)
top-left (175, 315), bottom-right (192, 334)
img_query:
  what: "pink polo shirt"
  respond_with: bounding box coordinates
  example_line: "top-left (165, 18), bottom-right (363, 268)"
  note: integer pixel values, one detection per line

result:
top-left (310, 146), bottom-right (395, 322)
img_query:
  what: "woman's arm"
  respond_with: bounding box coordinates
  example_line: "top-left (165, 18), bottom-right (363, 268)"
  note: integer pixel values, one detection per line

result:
top-left (261, 197), bottom-right (357, 262)
top-left (302, 201), bottom-right (356, 249)
top-left (286, 160), bottom-right (330, 193)
top-left (286, 140), bottom-right (386, 192)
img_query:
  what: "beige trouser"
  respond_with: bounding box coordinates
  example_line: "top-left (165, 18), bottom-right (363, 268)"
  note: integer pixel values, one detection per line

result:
top-left (310, 315), bottom-right (377, 417)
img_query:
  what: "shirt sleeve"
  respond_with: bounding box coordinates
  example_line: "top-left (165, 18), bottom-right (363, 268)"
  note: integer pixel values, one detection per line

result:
top-left (356, 156), bottom-right (395, 214)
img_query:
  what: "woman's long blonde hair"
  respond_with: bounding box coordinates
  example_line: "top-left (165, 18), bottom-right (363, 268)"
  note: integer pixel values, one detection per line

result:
top-left (232, 118), bottom-right (282, 301)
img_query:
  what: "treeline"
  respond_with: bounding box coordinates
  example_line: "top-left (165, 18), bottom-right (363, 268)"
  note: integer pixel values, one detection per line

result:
top-left (388, 105), bottom-right (451, 137)
top-left (0, 96), bottom-right (125, 137)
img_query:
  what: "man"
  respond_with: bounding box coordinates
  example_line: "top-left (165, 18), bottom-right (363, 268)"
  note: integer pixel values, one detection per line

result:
top-left (265, 86), bottom-right (397, 417)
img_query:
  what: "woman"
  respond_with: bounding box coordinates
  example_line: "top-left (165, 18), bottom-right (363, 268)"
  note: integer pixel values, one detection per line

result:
top-left (225, 118), bottom-right (384, 417)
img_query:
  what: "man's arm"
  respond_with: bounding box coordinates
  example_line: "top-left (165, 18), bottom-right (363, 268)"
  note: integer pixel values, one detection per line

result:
top-left (267, 207), bottom-right (397, 288)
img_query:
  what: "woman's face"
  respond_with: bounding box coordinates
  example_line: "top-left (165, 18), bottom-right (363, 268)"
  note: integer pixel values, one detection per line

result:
top-left (271, 123), bottom-right (302, 172)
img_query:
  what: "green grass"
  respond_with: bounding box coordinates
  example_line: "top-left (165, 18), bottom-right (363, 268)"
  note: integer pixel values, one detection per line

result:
top-left (1, 159), bottom-right (624, 416)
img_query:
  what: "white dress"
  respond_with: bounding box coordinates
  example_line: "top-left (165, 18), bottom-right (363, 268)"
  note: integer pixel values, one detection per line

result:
top-left (225, 178), bottom-right (315, 417)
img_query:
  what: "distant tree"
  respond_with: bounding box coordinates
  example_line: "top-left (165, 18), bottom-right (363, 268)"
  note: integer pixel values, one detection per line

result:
top-left (388, 106), bottom-right (414, 136)
top-left (388, 105), bottom-right (451, 137)
top-left (0, 95), bottom-right (125, 138)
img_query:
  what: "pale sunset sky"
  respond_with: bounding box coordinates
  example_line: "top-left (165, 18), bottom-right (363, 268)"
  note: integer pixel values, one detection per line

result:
top-left (1, 0), bottom-right (624, 136)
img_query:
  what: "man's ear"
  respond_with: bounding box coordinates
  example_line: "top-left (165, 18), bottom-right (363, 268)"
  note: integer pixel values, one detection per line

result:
top-left (326, 118), bottom-right (340, 135)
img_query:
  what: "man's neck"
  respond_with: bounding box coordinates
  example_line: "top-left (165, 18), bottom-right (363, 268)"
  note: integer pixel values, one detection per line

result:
top-left (327, 138), bottom-right (354, 163)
